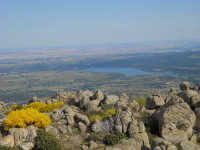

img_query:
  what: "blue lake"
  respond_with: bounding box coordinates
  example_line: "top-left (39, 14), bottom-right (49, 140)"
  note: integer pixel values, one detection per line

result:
top-left (79, 67), bottom-right (176, 77)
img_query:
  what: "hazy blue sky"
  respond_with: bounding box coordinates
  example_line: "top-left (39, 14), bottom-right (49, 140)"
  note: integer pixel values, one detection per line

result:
top-left (0, 0), bottom-right (200, 49)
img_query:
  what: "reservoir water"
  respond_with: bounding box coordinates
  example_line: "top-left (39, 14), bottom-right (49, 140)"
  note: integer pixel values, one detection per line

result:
top-left (79, 67), bottom-right (176, 77)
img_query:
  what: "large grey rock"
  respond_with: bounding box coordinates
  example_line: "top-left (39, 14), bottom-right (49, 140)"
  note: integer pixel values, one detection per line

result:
top-left (9, 128), bottom-right (28, 146)
top-left (194, 107), bottom-right (200, 130)
top-left (0, 112), bottom-right (6, 123)
top-left (110, 139), bottom-right (141, 150)
top-left (0, 135), bottom-right (15, 147)
top-left (75, 113), bottom-right (90, 126)
top-left (79, 97), bottom-right (90, 109)
top-left (78, 122), bottom-right (87, 133)
top-left (91, 109), bottom-right (132, 134)
top-left (146, 94), bottom-right (165, 109)
top-left (92, 90), bottom-right (104, 101)
top-left (151, 138), bottom-right (177, 150)
top-left (91, 116), bottom-right (117, 133)
top-left (50, 109), bottom-right (63, 122)
top-left (127, 120), bottom-right (150, 149)
top-left (180, 81), bottom-right (190, 91)
top-left (120, 93), bottom-right (129, 102)
top-left (57, 119), bottom-right (67, 125)
top-left (191, 94), bottom-right (200, 108)
top-left (62, 107), bottom-right (76, 126)
top-left (45, 125), bottom-right (59, 138)
top-left (178, 89), bottom-right (198, 104)
top-left (85, 100), bottom-right (101, 111)
top-left (73, 90), bottom-right (93, 103)
top-left (88, 141), bottom-right (99, 149)
top-left (0, 101), bottom-right (6, 111)
top-left (104, 95), bottom-right (119, 105)
top-left (153, 95), bottom-right (185, 120)
top-left (26, 125), bottom-right (38, 142)
top-left (154, 101), bottom-right (196, 144)
top-left (57, 125), bottom-right (69, 134)
top-left (21, 142), bottom-right (34, 150)
top-left (180, 140), bottom-right (200, 150)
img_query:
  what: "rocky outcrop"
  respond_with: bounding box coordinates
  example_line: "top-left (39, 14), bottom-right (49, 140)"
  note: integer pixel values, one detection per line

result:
top-left (153, 96), bottom-right (196, 144)
top-left (146, 94), bottom-right (165, 109)
top-left (75, 113), bottom-right (90, 126)
top-left (191, 94), bottom-right (200, 108)
top-left (2, 81), bottom-right (200, 149)
top-left (127, 120), bottom-right (150, 149)
top-left (151, 138), bottom-right (177, 150)
top-left (178, 89), bottom-right (198, 104)
top-left (0, 101), bottom-right (6, 111)
top-left (180, 81), bottom-right (190, 91)
top-left (0, 135), bottom-right (15, 147)
top-left (9, 128), bottom-right (29, 146)
top-left (104, 95), bottom-right (119, 105)
top-left (180, 140), bottom-right (200, 150)
top-left (108, 139), bottom-right (141, 150)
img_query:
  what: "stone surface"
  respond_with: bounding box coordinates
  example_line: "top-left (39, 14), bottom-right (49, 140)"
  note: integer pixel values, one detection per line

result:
top-left (180, 140), bottom-right (200, 150)
top-left (194, 107), bottom-right (200, 130)
top-left (0, 135), bottom-right (15, 147)
top-left (57, 125), bottom-right (68, 134)
top-left (89, 141), bottom-right (99, 149)
top-left (50, 109), bottom-right (63, 121)
top-left (78, 122), bottom-right (87, 133)
top-left (178, 89), bottom-right (198, 104)
top-left (111, 139), bottom-right (141, 150)
top-left (127, 120), bottom-right (150, 149)
top-left (104, 95), bottom-right (119, 105)
top-left (26, 125), bottom-right (38, 142)
top-left (191, 94), bottom-right (200, 108)
top-left (92, 90), bottom-right (104, 101)
top-left (45, 125), bottom-right (59, 138)
top-left (155, 102), bottom-right (196, 144)
top-left (75, 113), bottom-right (90, 126)
top-left (146, 94), bottom-right (165, 109)
top-left (151, 138), bottom-right (177, 150)
top-left (21, 142), bottom-right (34, 150)
top-left (9, 128), bottom-right (28, 146)
top-left (0, 101), bottom-right (6, 111)
top-left (180, 81), bottom-right (190, 91)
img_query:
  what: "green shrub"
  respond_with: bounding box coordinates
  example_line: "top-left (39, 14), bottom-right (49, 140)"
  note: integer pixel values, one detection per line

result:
top-left (0, 146), bottom-right (19, 150)
top-left (133, 96), bottom-right (146, 106)
top-left (35, 129), bottom-right (61, 150)
top-left (103, 132), bottom-right (126, 145)
top-left (101, 103), bottom-right (113, 111)
top-left (86, 134), bottom-right (101, 142)
top-left (89, 109), bottom-right (116, 123)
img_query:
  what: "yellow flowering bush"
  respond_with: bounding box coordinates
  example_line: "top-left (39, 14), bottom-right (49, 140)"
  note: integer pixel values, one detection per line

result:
top-left (3, 108), bottom-right (51, 131)
top-left (11, 104), bottom-right (18, 110)
top-left (89, 109), bottom-right (116, 123)
top-left (89, 115), bottom-right (102, 123)
top-left (102, 109), bottom-right (116, 118)
top-left (24, 101), bottom-right (64, 112)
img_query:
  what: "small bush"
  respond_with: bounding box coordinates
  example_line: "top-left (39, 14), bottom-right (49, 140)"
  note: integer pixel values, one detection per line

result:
top-left (0, 146), bottom-right (19, 150)
top-left (24, 101), bottom-right (64, 112)
top-left (102, 109), bottom-right (115, 118)
top-left (101, 103), bottom-right (113, 111)
top-left (133, 96), bottom-right (146, 106)
top-left (35, 129), bottom-right (61, 150)
top-left (89, 109), bottom-right (116, 123)
top-left (3, 108), bottom-right (51, 131)
top-left (103, 132), bottom-right (126, 145)
top-left (89, 115), bottom-right (102, 123)
top-left (86, 134), bottom-right (101, 142)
